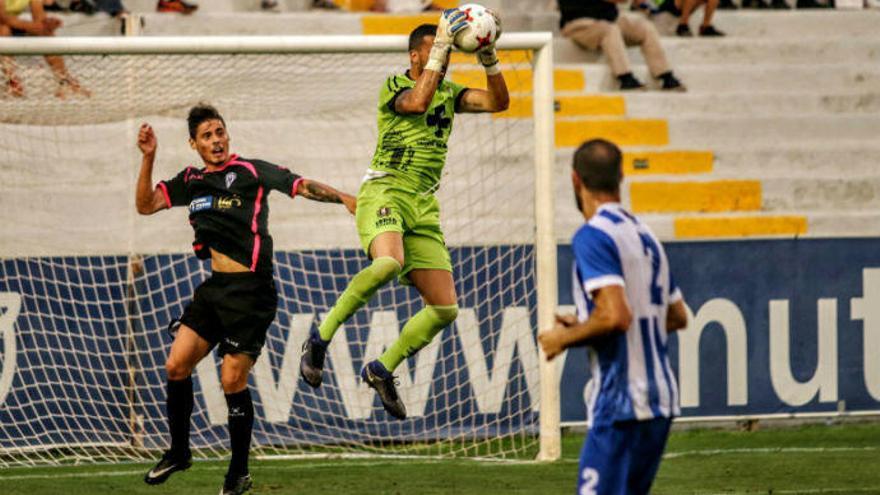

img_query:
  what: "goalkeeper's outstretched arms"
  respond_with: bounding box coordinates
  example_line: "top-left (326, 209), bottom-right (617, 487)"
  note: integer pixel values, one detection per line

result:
top-left (135, 123), bottom-right (169, 216)
top-left (395, 9), bottom-right (468, 115)
top-left (457, 9), bottom-right (509, 114)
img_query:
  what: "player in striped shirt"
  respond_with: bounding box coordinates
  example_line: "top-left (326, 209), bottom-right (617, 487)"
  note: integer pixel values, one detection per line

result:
top-left (539, 139), bottom-right (689, 495)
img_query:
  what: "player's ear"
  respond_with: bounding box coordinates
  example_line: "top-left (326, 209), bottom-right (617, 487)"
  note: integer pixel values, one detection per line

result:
top-left (189, 137), bottom-right (196, 150)
top-left (570, 170), bottom-right (583, 190)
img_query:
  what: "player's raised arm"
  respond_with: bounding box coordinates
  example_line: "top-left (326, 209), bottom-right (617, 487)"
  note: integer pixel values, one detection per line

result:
top-left (296, 179), bottom-right (357, 215)
top-left (456, 10), bottom-right (509, 114)
top-left (135, 123), bottom-right (169, 216)
top-left (538, 285), bottom-right (633, 360)
top-left (394, 10), bottom-right (468, 115)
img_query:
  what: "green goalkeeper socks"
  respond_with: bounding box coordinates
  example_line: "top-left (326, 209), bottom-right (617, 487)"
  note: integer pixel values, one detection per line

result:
top-left (378, 304), bottom-right (459, 372)
top-left (318, 256), bottom-right (401, 342)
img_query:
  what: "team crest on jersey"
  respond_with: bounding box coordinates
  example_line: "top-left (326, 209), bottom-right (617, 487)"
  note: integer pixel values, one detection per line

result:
top-left (225, 172), bottom-right (237, 189)
top-left (375, 206), bottom-right (397, 227)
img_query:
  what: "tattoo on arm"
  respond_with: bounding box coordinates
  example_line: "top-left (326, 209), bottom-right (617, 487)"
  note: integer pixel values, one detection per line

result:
top-left (300, 180), bottom-right (343, 204)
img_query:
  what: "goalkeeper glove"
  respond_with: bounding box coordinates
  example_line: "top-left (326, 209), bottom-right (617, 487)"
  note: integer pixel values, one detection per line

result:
top-left (477, 9), bottom-right (502, 76)
top-left (427, 8), bottom-right (468, 73)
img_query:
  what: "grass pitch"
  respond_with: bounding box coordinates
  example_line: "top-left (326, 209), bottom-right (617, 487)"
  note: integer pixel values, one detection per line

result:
top-left (2, 423), bottom-right (879, 495)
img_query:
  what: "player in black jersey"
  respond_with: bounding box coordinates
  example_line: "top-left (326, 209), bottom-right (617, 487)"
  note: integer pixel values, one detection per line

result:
top-left (135, 104), bottom-right (355, 495)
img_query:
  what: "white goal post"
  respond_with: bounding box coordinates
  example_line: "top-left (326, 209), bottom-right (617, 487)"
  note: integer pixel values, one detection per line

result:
top-left (0, 33), bottom-right (558, 465)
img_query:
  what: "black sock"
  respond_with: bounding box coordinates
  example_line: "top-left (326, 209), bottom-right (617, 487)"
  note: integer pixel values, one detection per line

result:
top-left (225, 389), bottom-right (254, 478)
top-left (167, 377), bottom-right (193, 456)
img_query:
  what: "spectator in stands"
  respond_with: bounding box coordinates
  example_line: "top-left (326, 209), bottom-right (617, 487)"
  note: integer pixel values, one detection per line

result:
top-left (94, 0), bottom-right (127, 16)
top-left (45, 0), bottom-right (128, 17)
top-left (658, 0), bottom-right (725, 36)
top-left (732, 0), bottom-right (828, 7)
top-left (0, 0), bottom-right (91, 98)
top-left (311, 0), bottom-right (339, 9)
top-left (263, 0), bottom-right (339, 9)
top-left (156, 0), bottom-right (196, 14)
top-left (557, 0), bottom-right (685, 91)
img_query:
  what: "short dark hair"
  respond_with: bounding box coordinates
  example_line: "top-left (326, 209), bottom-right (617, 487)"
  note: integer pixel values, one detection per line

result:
top-left (572, 139), bottom-right (623, 194)
top-left (409, 24), bottom-right (437, 52)
top-left (187, 103), bottom-right (226, 139)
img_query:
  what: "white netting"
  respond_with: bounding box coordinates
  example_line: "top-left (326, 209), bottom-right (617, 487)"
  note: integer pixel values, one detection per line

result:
top-left (0, 40), bottom-right (544, 466)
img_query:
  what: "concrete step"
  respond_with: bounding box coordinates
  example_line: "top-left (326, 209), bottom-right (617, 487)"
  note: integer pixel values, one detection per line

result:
top-left (450, 67), bottom-right (585, 93)
top-left (555, 148), bottom-right (713, 176)
top-left (126, 0), bottom-right (311, 14)
top-left (619, 174), bottom-right (880, 214)
top-left (557, 117), bottom-right (669, 147)
top-left (554, 37), bottom-right (880, 66)
top-left (668, 214), bottom-right (807, 239)
top-left (709, 143), bottom-right (880, 178)
top-left (634, 211), bottom-right (880, 241)
top-left (514, 11), bottom-right (880, 39)
top-left (622, 91), bottom-right (880, 118)
top-left (762, 176), bottom-right (880, 212)
top-left (559, 144), bottom-right (880, 180)
top-left (141, 12), bottom-right (360, 35)
top-left (52, 14), bottom-right (121, 36)
top-left (667, 114), bottom-right (880, 147)
top-left (58, 10), bottom-right (880, 37)
top-left (662, 10), bottom-right (880, 38)
top-left (557, 207), bottom-right (880, 242)
top-left (626, 179), bottom-right (762, 214)
top-left (500, 95), bottom-right (626, 118)
top-left (575, 63), bottom-right (880, 94)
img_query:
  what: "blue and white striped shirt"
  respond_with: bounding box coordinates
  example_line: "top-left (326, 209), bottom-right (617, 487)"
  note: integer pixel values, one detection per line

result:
top-left (571, 203), bottom-right (682, 427)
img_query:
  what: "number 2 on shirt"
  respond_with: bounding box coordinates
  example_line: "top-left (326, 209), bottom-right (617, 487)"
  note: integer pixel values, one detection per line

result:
top-left (638, 232), bottom-right (663, 306)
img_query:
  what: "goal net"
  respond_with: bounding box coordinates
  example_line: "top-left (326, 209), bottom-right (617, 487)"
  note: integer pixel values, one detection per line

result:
top-left (0, 34), bottom-right (557, 467)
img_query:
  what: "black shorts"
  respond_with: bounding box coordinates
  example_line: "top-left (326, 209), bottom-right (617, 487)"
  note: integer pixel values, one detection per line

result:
top-left (178, 271), bottom-right (278, 358)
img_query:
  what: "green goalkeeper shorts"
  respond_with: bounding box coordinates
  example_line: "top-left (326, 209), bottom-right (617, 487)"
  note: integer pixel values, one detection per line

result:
top-left (356, 178), bottom-right (452, 285)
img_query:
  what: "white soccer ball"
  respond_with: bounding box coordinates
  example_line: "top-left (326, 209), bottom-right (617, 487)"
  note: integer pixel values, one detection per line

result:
top-left (453, 4), bottom-right (500, 54)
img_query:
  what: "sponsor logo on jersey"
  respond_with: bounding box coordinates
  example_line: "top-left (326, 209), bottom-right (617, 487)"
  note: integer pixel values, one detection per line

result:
top-left (225, 172), bottom-right (237, 189)
top-left (216, 196), bottom-right (242, 210)
top-left (377, 206), bottom-right (391, 218)
top-left (189, 196), bottom-right (213, 213)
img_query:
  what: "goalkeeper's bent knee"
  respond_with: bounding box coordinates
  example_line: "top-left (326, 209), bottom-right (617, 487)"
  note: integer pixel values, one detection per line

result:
top-left (368, 256), bottom-right (402, 285)
top-left (428, 304), bottom-right (459, 326)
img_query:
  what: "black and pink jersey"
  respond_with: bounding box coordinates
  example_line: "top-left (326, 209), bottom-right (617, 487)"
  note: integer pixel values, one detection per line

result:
top-left (158, 154), bottom-right (302, 274)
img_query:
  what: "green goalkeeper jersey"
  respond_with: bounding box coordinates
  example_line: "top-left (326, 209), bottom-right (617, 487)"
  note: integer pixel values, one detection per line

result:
top-left (366, 72), bottom-right (469, 194)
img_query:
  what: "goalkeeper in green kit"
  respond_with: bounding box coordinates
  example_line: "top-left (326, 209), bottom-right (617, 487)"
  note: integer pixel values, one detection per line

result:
top-left (299, 9), bottom-right (509, 419)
